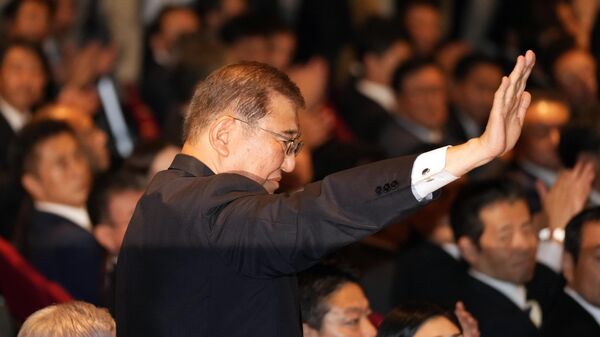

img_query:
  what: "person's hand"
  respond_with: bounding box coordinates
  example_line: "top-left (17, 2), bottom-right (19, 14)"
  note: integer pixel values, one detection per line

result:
top-left (455, 301), bottom-right (480, 337)
top-left (536, 159), bottom-right (595, 230)
top-left (478, 50), bottom-right (536, 159)
top-left (446, 51), bottom-right (535, 177)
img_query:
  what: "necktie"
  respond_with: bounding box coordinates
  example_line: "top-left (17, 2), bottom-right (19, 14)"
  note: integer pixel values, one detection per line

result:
top-left (525, 299), bottom-right (542, 328)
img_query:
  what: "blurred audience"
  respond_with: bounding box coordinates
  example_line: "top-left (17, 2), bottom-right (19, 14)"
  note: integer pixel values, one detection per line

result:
top-left (449, 179), bottom-right (563, 337)
top-left (379, 58), bottom-right (458, 157)
top-left (541, 207), bottom-right (600, 337)
top-left (14, 120), bottom-right (103, 304)
top-left (509, 91), bottom-right (571, 212)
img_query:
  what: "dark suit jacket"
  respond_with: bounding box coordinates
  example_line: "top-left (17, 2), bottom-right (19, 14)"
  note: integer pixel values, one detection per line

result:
top-left (541, 290), bottom-right (600, 337)
top-left (0, 113), bottom-right (20, 239)
top-left (336, 83), bottom-right (395, 145)
top-left (391, 240), bottom-right (467, 309)
top-left (22, 210), bottom-right (104, 304)
top-left (116, 153), bottom-right (427, 337)
top-left (458, 264), bottom-right (562, 337)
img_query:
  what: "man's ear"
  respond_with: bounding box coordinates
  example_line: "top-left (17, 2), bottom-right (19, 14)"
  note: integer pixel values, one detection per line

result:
top-left (302, 323), bottom-right (319, 337)
top-left (457, 236), bottom-right (479, 265)
top-left (208, 116), bottom-right (235, 157)
top-left (21, 173), bottom-right (44, 201)
top-left (561, 251), bottom-right (576, 286)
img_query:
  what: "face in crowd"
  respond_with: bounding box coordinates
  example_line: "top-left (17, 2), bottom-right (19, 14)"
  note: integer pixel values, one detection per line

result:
top-left (22, 130), bottom-right (92, 208)
top-left (563, 219), bottom-right (600, 307)
top-left (303, 281), bottom-right (376, 337)
top-left (0, 45), bottom-right (47, 113)
top-left (518, 99), bottom-right (570, 170)
top-left (397, 65), bottom-right (448, 130)
top-left (460, 198), bottom-right (538, 284)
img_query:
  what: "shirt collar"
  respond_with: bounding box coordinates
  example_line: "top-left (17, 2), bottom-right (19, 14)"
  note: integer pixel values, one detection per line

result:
top-left (0, 96), bottom-right (30, 132)
top-left (169, 154), bottom-right (215, 177)
top-left (393, 115), bottom-right (443, 144)
top-left (518, 160), bottom-right (558, 187)
top-left (469, 269), bottom-right (528, 309)
top-left (356, 79), bottom-right (397, 113)
top-left (440, 242), bottom-right (461, 260)
top-left (565, 287), bottom-right (600, 326)
top-left (34, 202), bottom-right (92, 232)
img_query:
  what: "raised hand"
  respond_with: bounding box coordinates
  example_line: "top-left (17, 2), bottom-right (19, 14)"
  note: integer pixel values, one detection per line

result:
top-left (455, 301), bottom-right (480, 337)
top-left (478, 50), bottom-right (536, 159)
top-left (445, 51), bottom-right (536, 177)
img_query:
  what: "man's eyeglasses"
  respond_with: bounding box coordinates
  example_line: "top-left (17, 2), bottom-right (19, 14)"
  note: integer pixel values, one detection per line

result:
top-left (229, 116), bottom-right (304, 156)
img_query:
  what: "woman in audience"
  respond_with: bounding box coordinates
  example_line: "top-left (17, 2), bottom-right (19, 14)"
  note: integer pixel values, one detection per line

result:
top-left (377, 303), bottom-right (479, 337)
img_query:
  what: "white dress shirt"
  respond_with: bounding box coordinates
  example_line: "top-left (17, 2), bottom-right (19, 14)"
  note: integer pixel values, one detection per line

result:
top-left (356, 79), bottom-right (397, 113)
top-left (35, 202), bottom-right (92, 233)
top-left (0, 96), bottom-right (30, 132)
top-left (410, 146), bottom-right (458, 201)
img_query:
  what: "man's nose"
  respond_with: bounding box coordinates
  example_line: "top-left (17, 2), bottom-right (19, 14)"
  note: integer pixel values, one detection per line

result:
top-left (281, 153), bottom-right (296, 173)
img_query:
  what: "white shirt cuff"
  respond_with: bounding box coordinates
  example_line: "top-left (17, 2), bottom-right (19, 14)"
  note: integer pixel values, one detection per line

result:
top-left (411, 146), bottom-right (459, 201)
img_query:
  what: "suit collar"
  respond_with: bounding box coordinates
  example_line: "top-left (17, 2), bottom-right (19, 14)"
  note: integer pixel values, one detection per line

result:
top-left (565, 287), bottom-right (600, 326)
top-left (469, 269), bottom-right (528, 310)
top-left (169, 154), bottom-right (215, 177)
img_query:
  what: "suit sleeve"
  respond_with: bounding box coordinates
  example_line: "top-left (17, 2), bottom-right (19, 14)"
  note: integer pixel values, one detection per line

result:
top-left (204, 155), bottom-right (428, 278)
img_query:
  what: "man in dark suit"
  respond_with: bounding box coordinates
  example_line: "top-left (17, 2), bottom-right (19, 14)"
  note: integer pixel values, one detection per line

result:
top-left (15, 120), bottom-right (104, 304)
top-left (336, 18), bottom-right (410, 146)
top-left (450, 179), bottom-right (564, 337)
top-left (507, 91), bottom-right (570, 213)
top-left (116, 52), bottom-right (535, 337)
top-left (0, 39), bottom-right (48, 239)
top-left (378, 58), bottom-right (462, 158)
top-left (541, 207), bottom-right (600, 337)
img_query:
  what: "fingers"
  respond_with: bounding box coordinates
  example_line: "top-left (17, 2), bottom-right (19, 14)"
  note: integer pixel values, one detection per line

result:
top-left (506, 51), bottom-right (536, 108)
top-left (516, 91), bottom-right (532, 122)
top-left (492, 76), bottom-right (509, 112)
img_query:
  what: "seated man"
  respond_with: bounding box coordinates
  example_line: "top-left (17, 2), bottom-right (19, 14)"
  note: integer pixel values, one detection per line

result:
top-left (541, 207), bottom-right (600, 337)
top-left (337, 17), bottom-right (411, 146)
top-left (18, 301), bottom-right (115, 337)
top-left (378, 58), bottom-right (461, 158)
top-left (299, 265), bottom-right (377, 337)
top-left (450, 179), bottom-right (564, 337)
top-left (508, 91), bottom-right (570, 213)
top-left (14, 120), bottom-right (104, 304)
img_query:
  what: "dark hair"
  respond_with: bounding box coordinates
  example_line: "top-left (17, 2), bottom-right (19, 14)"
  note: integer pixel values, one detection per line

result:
top-left (2, 0), bottom-right (54, 21)
top-left (147, 4), bottom-right (198, 37)
top-left (564, 207), bottom-right (600, 263)
top-left (219, 14), bottom-right (270, 45)
top-left (299, 265), bottom-right (360, 330)
top-left (356, 17), bottom-right (404, 61)
top-left (391, 57), bottom-right (441, 93)
top-left (559, 125), bottom-right (600, 168)
top-left (13, 120), bottom-right (76, 178)
top-left (453, 53), bottom-right (503, 83)
top-left (450, 179), bottom-right (527, 246)
top-left (184, 61), bottom-right (305, 142)
top-left (88, 169), bottom-right (147, 225)
top-left (377, 303), bottom-right (460, 337)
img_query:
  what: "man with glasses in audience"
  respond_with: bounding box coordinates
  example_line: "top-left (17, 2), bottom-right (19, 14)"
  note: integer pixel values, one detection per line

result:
top-left (116, 53), bottom-right (534, 337)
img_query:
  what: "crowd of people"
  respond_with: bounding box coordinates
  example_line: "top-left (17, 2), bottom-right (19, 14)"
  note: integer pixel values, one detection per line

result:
top-left (0, 0), bottom-right (599, 336)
